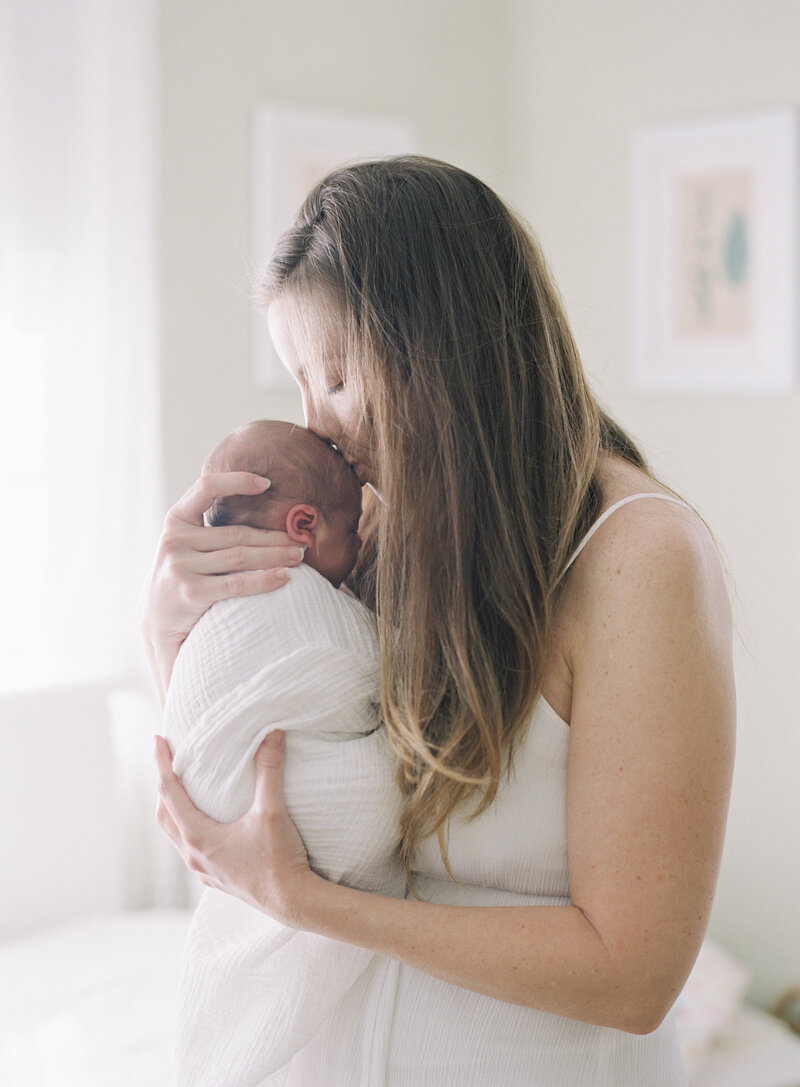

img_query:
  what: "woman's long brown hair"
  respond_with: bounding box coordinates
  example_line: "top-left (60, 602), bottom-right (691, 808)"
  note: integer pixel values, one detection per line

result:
top-left (259, 156), bottom-right (648, 881)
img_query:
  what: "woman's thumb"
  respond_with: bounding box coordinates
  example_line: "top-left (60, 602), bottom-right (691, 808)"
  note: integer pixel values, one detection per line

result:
top-left (253, 730), bottom-right (285, 813)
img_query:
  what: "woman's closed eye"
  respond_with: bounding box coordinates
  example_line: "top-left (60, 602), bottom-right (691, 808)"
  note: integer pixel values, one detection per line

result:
top-left (326, 381), bottom-right (344, 395)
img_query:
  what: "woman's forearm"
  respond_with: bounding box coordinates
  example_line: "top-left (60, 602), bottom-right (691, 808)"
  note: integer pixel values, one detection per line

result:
top-left (296, 877), bottom-right (665, 1034)
top-left (142, 629), bottom-right (183, 706)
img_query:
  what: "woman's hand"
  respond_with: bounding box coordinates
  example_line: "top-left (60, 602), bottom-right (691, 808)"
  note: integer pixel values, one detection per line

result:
top-left (139, 471), bottom-right (305, 700)
top-left (154, 731), bottom-right (316, 924)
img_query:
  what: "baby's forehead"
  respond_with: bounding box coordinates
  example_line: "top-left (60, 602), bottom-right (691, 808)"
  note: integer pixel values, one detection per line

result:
top-left (281, 430), bottom-right (353, 490)
top-left (272, 426), bottom-right (359, 495)
top-left (288, 431), bottom-right (337, 470)
top-left (228, 420), bottom-right (327, 468)
top-left (212, 420), bottom-right (359, 508)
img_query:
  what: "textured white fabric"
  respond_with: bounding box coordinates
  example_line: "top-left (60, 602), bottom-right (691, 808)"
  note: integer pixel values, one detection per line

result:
top-left (163, 563), bottom-right (405, 1086)
top-left (282, 495), bottom-right (693, 1086)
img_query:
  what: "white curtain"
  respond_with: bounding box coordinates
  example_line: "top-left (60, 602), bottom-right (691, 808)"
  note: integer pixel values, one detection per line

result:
top-left (0, 0), bottom-right (162, 693)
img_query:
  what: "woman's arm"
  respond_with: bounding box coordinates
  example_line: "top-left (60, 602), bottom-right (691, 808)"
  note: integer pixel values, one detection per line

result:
top-left (154, 506), bottom-right (735, 1033)
top-left (139, 470), bottom-right (305, 702)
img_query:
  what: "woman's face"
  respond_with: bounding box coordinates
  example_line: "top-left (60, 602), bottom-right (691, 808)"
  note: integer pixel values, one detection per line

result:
top-left (267, 296), bottom-right (377, 488)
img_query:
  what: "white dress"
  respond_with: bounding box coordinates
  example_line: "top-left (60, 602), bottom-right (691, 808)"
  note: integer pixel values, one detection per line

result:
top-left (280, 494), bottom-right (692, 1087)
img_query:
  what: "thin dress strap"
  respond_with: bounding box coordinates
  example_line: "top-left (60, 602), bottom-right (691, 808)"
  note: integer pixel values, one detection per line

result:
top-left (561, 493), bottom-right (693, 579)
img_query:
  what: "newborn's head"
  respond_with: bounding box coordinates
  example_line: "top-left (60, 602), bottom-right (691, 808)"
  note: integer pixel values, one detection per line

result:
top-left (204, 420), bottom-right (362, 588)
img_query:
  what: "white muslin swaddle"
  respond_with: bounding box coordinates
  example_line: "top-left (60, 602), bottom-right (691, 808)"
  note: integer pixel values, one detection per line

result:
top-left (163, 564), bottom-right (405, 1086)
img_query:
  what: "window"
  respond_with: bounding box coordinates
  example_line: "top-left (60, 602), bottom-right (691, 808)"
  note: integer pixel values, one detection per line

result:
top-left (0, 0), bottom-right (160, 693)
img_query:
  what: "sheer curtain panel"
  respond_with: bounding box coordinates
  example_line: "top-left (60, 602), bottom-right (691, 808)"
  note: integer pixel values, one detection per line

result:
top-left (0, 0), bottom-right (161, 692)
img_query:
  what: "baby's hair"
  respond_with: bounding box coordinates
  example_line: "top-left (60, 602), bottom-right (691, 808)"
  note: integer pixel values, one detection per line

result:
top-left (204, 419), bottom-right (357, 530)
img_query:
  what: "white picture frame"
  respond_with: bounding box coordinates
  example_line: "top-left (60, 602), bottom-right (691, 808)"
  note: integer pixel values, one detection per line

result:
top-left (632, 109), bottom-right (799, 393)
top-left (250, 103), bottom-right (416, 387)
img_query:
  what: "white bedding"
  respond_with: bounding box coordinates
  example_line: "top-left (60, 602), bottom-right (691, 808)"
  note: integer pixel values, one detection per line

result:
top-left (0, 909), bottom-right (191, 1087)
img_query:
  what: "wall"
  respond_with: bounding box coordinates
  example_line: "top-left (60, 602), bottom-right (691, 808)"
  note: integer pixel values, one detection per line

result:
top-left (504, 0), bottom-right (800, 1006)
top-left (0, 685), bottom-right (123, 937)
top-left (158, 0), bottom-right (507, 502)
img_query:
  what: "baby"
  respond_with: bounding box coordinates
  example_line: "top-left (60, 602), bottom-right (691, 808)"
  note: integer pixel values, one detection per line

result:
top-left (163, 420), bottom-right (404, 1087)
top-left (202, 418), bottom-right (363, 589)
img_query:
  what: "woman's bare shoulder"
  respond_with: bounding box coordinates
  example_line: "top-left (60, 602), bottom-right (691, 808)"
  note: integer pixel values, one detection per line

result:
top-left (578, 458), bottom-right (718, 567)
top-left (544, 460), bottom-right (730, 721)
top-left (559, 459), bottom-right (731, 663)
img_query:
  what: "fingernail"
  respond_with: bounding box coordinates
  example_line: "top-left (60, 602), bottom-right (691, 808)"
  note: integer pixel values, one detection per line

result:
top-left (266, 730), bottom-right (284, 746)
top-left (288, 547), bottom-right (305, 563)
top-left (275, 567), bottom-right (289, 583)
top-left (254, 475), bottom-right (271, 490)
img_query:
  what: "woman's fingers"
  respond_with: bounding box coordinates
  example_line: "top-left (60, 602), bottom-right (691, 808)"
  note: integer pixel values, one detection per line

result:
top-left (211, 567), bottom-right (293, 600)
top-left (154, 735), bottom-right (214, 845)
top-left (156, 798), bottom-right (220, 890)
top-left (170, 472), bottom-right (271, 527)
top-left (155, 795), bottom-right (183, 851)
top-left (190, 524), bottom-right (293, 554)
top-left (169, 567), bottom-right (291, 616)
top-left (252, 731), bottom-right (286, 816)
top-left (190, 544), bottom-right (304, 576)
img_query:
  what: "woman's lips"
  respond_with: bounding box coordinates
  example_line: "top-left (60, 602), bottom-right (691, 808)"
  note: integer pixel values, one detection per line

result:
top-left (344, 456), bottom-right (369, 485)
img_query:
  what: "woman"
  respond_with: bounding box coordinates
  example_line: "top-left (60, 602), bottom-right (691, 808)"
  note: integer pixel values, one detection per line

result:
top-left (145, 157), bottom-right (735, 1086)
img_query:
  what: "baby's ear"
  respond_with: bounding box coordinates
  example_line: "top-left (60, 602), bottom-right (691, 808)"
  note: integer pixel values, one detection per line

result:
top-left (285, 503), bottom-right (319, 549)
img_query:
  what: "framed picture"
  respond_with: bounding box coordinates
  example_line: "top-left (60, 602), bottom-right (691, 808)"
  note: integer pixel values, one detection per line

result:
top-left (632, 109), bottom-right (799, 393)
top-left (251, 103), bottom-right (416, 387)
